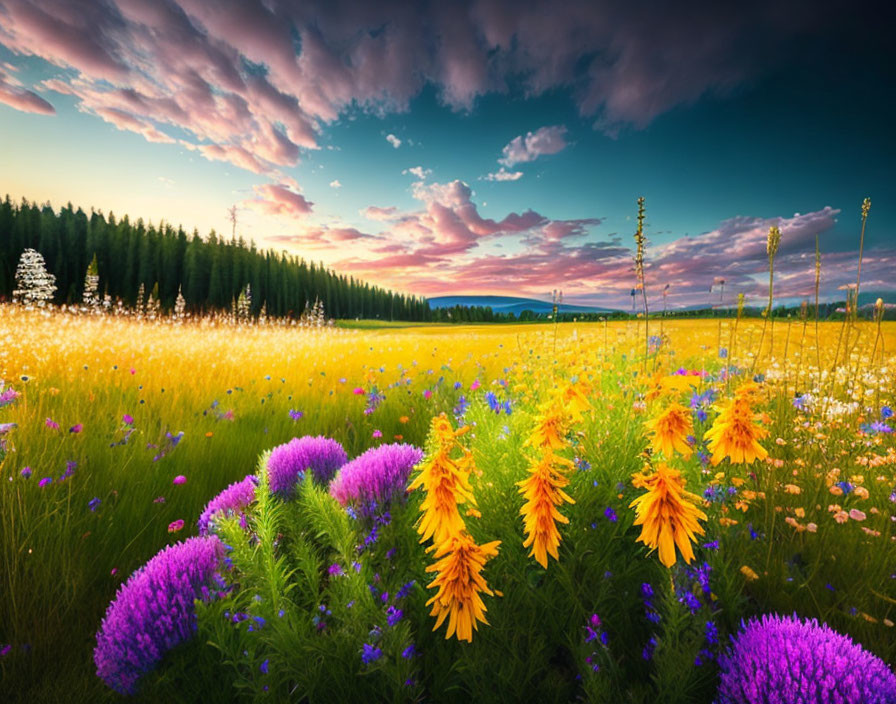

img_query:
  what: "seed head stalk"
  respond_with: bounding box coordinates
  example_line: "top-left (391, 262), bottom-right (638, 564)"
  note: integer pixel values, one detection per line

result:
top-left (751, 225), bottom-right (780, 375)
top-left (634, 197), bottom-right (649, 374)
top-left (831, 198), bottom-right (870, 372)
top-left (552, 289), bottom-right (562, 358)
top-left (797, 300), bottom-right (808, 389)
top-left (814, 234), bottom-right (821, 371)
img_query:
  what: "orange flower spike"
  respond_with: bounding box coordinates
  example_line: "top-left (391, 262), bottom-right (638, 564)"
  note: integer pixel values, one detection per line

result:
top-left (518, 452), bottom-right (575, 568)
top-left (408, 415), bottom-right (476, 545)
top-left (704, 392), bottom-right (769, 466)
top-left (644, 402), bottom-right (694, 459)
top-left (425, 534), bottom-right (501, 642)
top-left (629, 463), bottom-right (706, 568)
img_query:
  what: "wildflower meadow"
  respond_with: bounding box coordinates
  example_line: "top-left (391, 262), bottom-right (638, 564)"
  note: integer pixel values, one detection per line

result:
top-left (1, 306), bottom-right (895, 703)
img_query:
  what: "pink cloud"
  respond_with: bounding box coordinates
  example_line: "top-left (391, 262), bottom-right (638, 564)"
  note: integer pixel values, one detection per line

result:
top-left (0, 65), bottom-right (54, 114)
top-left (0, 0), bottom-right (821, 178)
top-left (245, 183), bottom-right (314, 219)
top-left (319, 198), bottom-right (894, 311)
top-left (93, 106), bottom-right (173, 143)
top-left (361, 206), bottom-right (400, 222)
top-left (499, 125), bottom-right (568, 167)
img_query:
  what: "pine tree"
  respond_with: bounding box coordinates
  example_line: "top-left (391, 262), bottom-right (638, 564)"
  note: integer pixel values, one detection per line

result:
top-left (13, 248), bottom-right (57, 307)
top-left (136, 282), bottom-right (146, 317)
top-left (147, 282), bottom-right (161, 320)
top-left (237, 284), bottom-right (251, 320)
top-left (174, 286), bottom-right (186, 319)
top-left (82, 254), bottom-right (100, 312)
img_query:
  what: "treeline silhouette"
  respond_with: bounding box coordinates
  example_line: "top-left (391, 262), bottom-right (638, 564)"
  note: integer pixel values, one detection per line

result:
top-left (0, 196), bottom-right (430, 321)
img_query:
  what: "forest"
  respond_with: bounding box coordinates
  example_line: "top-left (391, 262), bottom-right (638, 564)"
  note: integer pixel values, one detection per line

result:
top-left (0, 196), bottom-right (431, 321)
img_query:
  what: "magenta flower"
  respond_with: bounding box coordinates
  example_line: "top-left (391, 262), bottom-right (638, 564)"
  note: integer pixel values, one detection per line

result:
top-left (198, 475), bottom-right (258, 536)
top-left (94, 536), bottom-right (224, 694)
top-left (329, 443), bottom-right (423, 516)
top-left (46, 418), bottom-right (60, 430)
top-left (266, 436), bottom-right (348, 495)
top-left (122, 414), bottom-right (135, 426)
top-left (717, 613), bottom-right (896, 704)
top-left (372, 429), bottom-right (383, 438)
top-left (69, 423), bottom-right (83, 434)
top-left (167, 519), bottom-right (184, 533)
top-left (38, 477), bottom-right (53, 487)
top-left (172, 475), bottom-right (187, 485)
top-left (0, 385), bottom-right (20, 408)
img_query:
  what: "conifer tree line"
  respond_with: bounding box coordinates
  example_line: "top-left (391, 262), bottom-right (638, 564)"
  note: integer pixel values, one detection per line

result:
top-left (0, 196), bottom-right (431, 321)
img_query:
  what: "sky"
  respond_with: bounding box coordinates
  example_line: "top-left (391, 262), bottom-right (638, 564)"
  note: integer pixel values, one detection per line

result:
top-left (0, 0), bottom-right (893, 310)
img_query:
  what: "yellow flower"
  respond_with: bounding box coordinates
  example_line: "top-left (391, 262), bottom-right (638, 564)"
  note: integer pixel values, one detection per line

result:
top-left (556, 381), bottom-right (592, 422)
top-left (425, 533), bottom-right (500, 642)
top-left (525, 400), bottom-right (570, 451)
top-left (629, 463), bottom-right (706, 568)
top-left (518, 451), bottom-right (575, 568)
top-left (408, 415), bottom-right (476, 546)
top-left (703, 392), bottom-right (769, 465)
top-left (740, 565), bottom-right (759, 581)
top-left (644, 402), bottom-right (694, 458)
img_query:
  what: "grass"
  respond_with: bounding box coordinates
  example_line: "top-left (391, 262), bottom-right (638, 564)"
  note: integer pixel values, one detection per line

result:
top-left (1, 306), bottom-right (894, 702)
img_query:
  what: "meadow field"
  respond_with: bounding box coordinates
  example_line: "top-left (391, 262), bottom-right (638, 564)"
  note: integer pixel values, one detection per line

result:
top-left (1, 306), bottom-right (894, 702)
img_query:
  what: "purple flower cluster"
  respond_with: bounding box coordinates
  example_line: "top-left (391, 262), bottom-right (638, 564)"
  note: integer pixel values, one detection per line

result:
top-left (266, 436), bottom-right (348, 494)
top-left (198, 474), bottom-right (258, 535)
top-left (717, 613), bottom-right (896, 704)
top-left (94, 536), bottom-right (225, 695)
top-left (329, 443), bottom-right (423, 515)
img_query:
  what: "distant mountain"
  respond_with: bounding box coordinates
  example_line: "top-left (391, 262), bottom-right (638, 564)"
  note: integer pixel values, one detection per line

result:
top-left (427, 295), bottom-right (618, 315)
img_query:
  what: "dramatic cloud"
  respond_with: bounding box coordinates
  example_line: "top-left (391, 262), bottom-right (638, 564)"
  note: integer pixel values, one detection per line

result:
top-left (244, 183), bottom-right (313, 219)
top-left (326, 187), bottom-right (895, 309)
top-left (0, 64), bottom-right (54, 114)
top-left (0, 0), bottom-right (841, 177)
top-left (385, 133), bottom-right (402, 148)
top-left (483, 166), bottom-right (524, 181)
top-left (498, 125), bottom-right (568, 167)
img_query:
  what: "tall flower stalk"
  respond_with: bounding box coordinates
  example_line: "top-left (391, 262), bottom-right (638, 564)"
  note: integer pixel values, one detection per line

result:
top-left (814, 234), bottom-right (821, 370)
top-left (410, 414), bottom-right (500, 642)
top-left (633, 197), bottom-right (650, 373)
top-left (518, 384), bottom-right (588, 568)
top-left (832, 197), bottom-right (870, 370)
top-left (751, 225), bottom-right (781, 374)
top-left (408, 415), bottom-right (475, 546)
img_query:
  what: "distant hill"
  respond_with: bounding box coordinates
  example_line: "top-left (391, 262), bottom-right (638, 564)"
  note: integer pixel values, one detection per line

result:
top-left (427, 295), bottom-right (618, 315)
